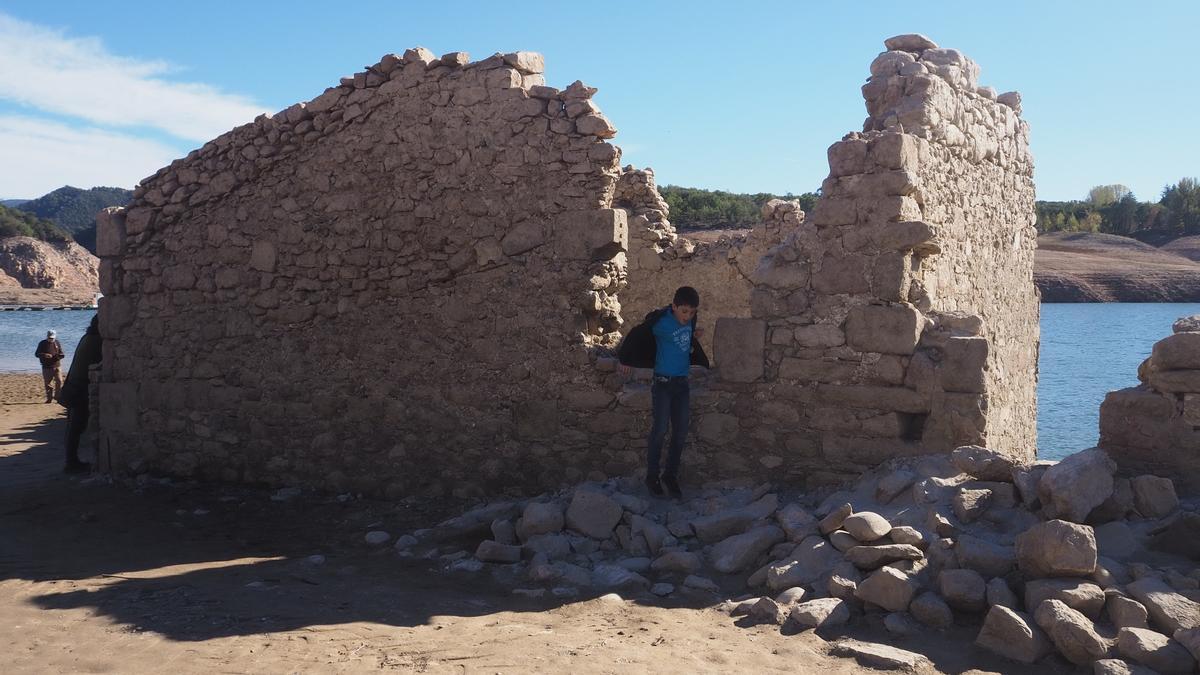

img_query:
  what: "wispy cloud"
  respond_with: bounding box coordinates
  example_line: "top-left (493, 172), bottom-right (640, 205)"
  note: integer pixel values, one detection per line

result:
top-left (0, 115), bottom-right (180, 197)
top-left (0, 13), bottom-right (266, 142)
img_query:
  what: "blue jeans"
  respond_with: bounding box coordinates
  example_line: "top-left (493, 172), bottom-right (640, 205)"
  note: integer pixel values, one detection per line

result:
top-left (647, 376), bottom-right (690, 480)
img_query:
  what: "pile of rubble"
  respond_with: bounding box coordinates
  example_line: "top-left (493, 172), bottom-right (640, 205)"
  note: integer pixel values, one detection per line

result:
top-left (392, 445), bottom-right (1200, 672)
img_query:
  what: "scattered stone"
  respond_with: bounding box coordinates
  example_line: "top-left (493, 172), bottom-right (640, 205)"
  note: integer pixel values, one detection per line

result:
top-left (1093, 658), bottom-right (1158, 675)
top-left (523, 533), bottom-right (571, 559)
top-left (842, 511), bottom-right (893, 542)
top-left (1116, 627), bottom-right (1195, 673)
top-left (909, 592), bottom-right (954, 628)
top-left (975, 605), bottom-right (1052, 664)
top-left (767, 535), bottom-right (843, 591)
top-left (364, 530), bottom-right (390, 545)
top-left (1108, 593), bottom-right (1151, 630)
top-left (1173, 627), bottom-right (1200, 662)
top-left (729, 598), bottom-right (759, 616)
top-left (1094, 521), bottom-right (1139, 560)
top-left (1150, 512), bottom-right (1200, 558)
top-left (1012, 461), bottom-right (1053, 508)
top-left (876, 470), bottom-right (917, 503)
top-left (1034, 598), bottom-right (1113, 666)
top-left (829, 530), bottom-right (860, 552)
top-left (517, 501), bottom-right (564, 540)
top-left (856, 566), bottom-right (916, 613)
top-left (777, 503), bottom-right (819, 541)
top-left (511, 587), bottom-right (544, 598)
top-left (790, 597), bottom-right (850, 629)
top-left (683, 574), bottom-right (719, 593)
top-left (952, 445), bottom-right (1016, 482)
top-left (565, 489), bottom-right (623, 539)
top-left (491, 518), bottom-right (517, 545)
top-left (1016, 519), bottom-right (1098, 578)
top-left (393, 534), bottom-right (418, 551)
top-left (1092, 478), bottom-right (1136, 523)
top-left (1025, 579), bottom-right (1106, 619)
top-left (820, 503), bottom-right (853, 535)
top-left (475, 540), bottom-right (521, 563)
top-left (691, 494), bottom-right (778, 543)
top-left (955, 535), bottom-right (1016, 577)
top-left (829, 639), bottom-right (931, 671)
top-left (709, 525), bottom-right (785, 574)
top-left (1038, 448), bottom-right (1117, 523)
top-left (986, 577), bottom-right (1017, 609)
top-left (883, 612), bottom-right (919, 637)
top-left (939, 569), bottom-right (986, 612)
top-left (953, 488), bottom-right (992, 523)
top-left (888, 526), bottom-right (927, 549)
top-left (1131, 475), bottom-right (1179, 519)
top-left (616, 557), bottom-right (651, 573)
top-left (750, 596), bottom-right (787, 624)
top-left (1127, 577), bottom-right (1200, 633)
top-left (592, 564), bottom-right (649, 590)
top-left (303, 554), bottom-right (326, 566)
top-left (846, 544), bottom-right (924, 570)
top-left (775, 587), bottom-right (807, 605)
top-left (450, 558), bottom-right (484, 573)
top-left (651, 550), bottom-right (703, 575)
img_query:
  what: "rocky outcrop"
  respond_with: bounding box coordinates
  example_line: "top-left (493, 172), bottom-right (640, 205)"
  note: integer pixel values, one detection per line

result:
top-left (0, 236), bottom-right (98, 305)
top-left (1036, 232), bottom-right (1200, 302)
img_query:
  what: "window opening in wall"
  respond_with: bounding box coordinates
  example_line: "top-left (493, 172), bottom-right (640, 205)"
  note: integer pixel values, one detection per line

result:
top-left (898, 412), bottom-right (928, 442)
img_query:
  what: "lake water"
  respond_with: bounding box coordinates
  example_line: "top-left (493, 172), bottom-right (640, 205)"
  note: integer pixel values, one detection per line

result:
top-left (0, 309), bottom-right (96, 373)
top-left (0, 305), bottom-right (1193, 461)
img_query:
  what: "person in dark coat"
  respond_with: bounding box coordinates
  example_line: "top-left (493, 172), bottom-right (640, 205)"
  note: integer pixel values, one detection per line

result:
top-left (617, 286), bottom-right (708, 499)
top-left (59, 315), bottom-right (102, 473)
top-left (35, 330), bottom-right (65, 403)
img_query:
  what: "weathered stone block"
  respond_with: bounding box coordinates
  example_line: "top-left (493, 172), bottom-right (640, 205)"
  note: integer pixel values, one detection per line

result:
top-left (845, 304), bottom-right (923, 355)
top-left (714, 318), bottom-right (765, 383)
top-left (99, 382), bottom-right (139, 432)
top-left (939, 337), bottom-right (988, 393)
top-left (95, 207), bottom-right (126, 257)
top-left (514, 400), bottom-right (559, 440)
top-left (555, 209), bottom-right (627, 260)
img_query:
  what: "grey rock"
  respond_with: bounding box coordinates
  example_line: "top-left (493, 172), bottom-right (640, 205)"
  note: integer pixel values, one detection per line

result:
top-left (790, 597), bottom-right (850, 629)
top-left (1116, 627), bottom-right (1195, 673)
top-left (1095, 521), bottom-right (1139, 560)
top-left (1131, 475), bottom-right (1179, 519)
top-left (1016, 519), bottom-right (1098, 578)
top-left (987, 577), bottom-right (1018, 609)
top-left (776, 502), bottom-right (819, 542)
top-left (956, 535), bottom-right (1016, 577)
top-left (1038, 448), bottom-right (1117, 523)
top-left (649, 582), bottom-right (674, 597)
top-left (683, 574), bottom-right (719, 592)
top-left (651, 549), bottom-right (703, 574)
top-left (565, 489), bottom-right (622, 539)
top-left (1012, 461), bottom-right (1054, 508)
top-left (767, 535), bottom-right (842, 591)
top-left (884, 612), bottom-right (919, 636)
top-left (855, 566), bottom-right (916, 612)
top-left (1034, 598), bottom-right (1113, 666)
top-left (491, 518), bottom-right (517, 545)
top-left (775, 586), bottom-right (807, 605)
top-left (592, 564), bottom-right (649, 590)
top-left (952, 445), bottom-right (1016, 482)
top-left (475, 540), bottom-right (521, 563)
top-left (1092, 478), bottom-right (1136, 523)
top-left (691, 493), bottom-right (778, 543)
top-left (829, 530), bottom-right (859, 552)
top-left (364, 530), bottom-right (391, 545)
top-left (953, 488), bottom-right (992, 523)
top-left (1173, 627), bottom-right (1200, 663)
top-left (749, 596), bottom-right (787, 624)
top-left (910, 591), bottom-right (953, 628)
top-left (842, 511), bottom-right (893, 542)
top-left (939, 569), bottom-right (986, 612)
top-left (975, 605), bottom-right (1052, 664)
top-left (1108, 593), bottom-right (1151, 629)
top-left (1025, 579), bottom-right (1106, 619)
top-left (1127, 576), bottom-right (1200, 633)
top-left (846, 544), bottom-right (924, 570)
top-left (887, 526), bottom-right (927, 549)
top-left (523, 533), bottom-right (572, 559)
top-left (819, 503), bottom-right (853, 535)
top-left (876, 470), bottom-right (917, 503)
top-left (616, 557), bottom-right (651, 573)
top-left (883, 34), bottom-right (939, 52)
top-left (829, 639), bottom-right (930, 671)
top-left (709, 525), bottom-right (785, 574)
top-left (1093, 658), bottom-right (1159, 675)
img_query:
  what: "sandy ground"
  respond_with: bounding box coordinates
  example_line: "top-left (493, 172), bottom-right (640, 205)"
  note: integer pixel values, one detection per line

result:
top-left (0, 374), bottom-right (1076, 674)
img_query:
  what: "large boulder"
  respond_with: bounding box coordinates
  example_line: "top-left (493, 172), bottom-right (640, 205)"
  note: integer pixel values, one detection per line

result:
top-left (691, 493), bottom-right (778, 543)
top-left (828, 640), bottom-right (931, 671)
top-left (855, 566), bottom-right (916, 613)
top-left (842, 512), bottom-right (892, 542)
top-left (1034, 598), bottom-right (1113, 665)
top-left (1025, 579), bottom-right (1106, 619)
top-left (709, 525), bottom-right (785, 573)
top-left (516, 501), bottom-right (564, 541)
top-left (1108, 593), bottom-right (1151, 630)
top-left (1116, 627), bottom-right (1195, 673)
top-left (952, 445), bottom-right (1016, 482)
top-left (909, 591), bottom-right (953, 628)
top-left (1016, 520), bottom-right (1097, 578)
top-left (565, 489), bottom-right (623, 539)
top-left (767, 535), bottom-right (842, 591)
top-left (987, 577), bottom-right (1018, 609)
top-left (1130, 475), bottom-right (1178, 519)
top-left (939, 569), bottom-right (986, 612)
top-left (790, 597), bottom-right (850, 629)
top-left (1038, 448), bottom-right (1116, 523)
top-left (956, 535), bottom-right (1016, 577)
top-left (776, 503), bottom-right (818, 542)
top-left (975, 605), bottom-right (1052, 664)
top-left (845, 544), bottom-right (923, 570)
top-left (1127, 577), bottom-right (1200, 633)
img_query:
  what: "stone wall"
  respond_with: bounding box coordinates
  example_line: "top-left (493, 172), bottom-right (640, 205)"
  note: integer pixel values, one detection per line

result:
top-left (1100, 315), bottom-right (1200, 492)
top-left (96, 35), bottom-right (1039, 497)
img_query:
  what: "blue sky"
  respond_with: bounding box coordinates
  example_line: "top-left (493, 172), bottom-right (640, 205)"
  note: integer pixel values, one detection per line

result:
top-left (0, 1), bottom-right (1196, 202)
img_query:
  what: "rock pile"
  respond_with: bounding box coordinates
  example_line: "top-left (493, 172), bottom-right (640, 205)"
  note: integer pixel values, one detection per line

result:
top-left (398, 441), bottom-right (1200, 672)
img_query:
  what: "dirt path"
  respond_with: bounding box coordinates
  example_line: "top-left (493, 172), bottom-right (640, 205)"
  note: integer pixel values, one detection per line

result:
top-left (0, 374), bottom-right (1069, 674)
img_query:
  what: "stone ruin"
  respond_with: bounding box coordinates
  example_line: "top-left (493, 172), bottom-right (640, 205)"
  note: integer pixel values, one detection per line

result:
top-left (1101, 315), bottom-right (1200, 492)
top-left (92, 34), bottom-right (1039, 497)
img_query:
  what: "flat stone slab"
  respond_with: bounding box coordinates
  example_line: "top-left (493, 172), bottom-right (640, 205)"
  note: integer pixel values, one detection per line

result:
top-left (830, 639), bottom-right (931, 671)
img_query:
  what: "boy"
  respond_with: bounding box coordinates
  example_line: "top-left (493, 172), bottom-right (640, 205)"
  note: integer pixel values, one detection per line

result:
top-left (618, 286), bottom-right (709, 499)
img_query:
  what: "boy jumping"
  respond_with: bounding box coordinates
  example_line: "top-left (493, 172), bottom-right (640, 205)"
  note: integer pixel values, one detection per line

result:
top-left (618, 286), bottom-right (709, 499)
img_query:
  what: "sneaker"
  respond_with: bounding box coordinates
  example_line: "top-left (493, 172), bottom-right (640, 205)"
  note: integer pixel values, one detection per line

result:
top-left (644, 475), bottom-right (664, 497)
top-left (662, 475), bottom-right (683, 500)
top-left (63, 461), bottom-right (91, 475)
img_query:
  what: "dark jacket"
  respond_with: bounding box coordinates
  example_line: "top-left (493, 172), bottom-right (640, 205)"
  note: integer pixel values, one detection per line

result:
top-left (60, 324), bottom-right (102, 408)
top-left (35, 339), bottom-right (64, 368)
top-left (617, 306), bottom-right (710, 370)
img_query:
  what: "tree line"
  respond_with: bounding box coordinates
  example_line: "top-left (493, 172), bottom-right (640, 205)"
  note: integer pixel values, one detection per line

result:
top-left (660, 185), bottom-right (819, 230)
top-left (1037, 179), bottom-right (1200, 236)
top-left (0, 205), bottom-right (73, 244)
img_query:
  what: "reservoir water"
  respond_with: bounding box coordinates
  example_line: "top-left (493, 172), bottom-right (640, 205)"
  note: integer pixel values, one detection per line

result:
top-left (1, 305), bottom-right (1195, 461)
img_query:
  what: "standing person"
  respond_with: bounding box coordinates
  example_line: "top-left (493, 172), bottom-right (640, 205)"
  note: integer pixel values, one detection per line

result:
top-left (34, 330), bottom-right (65, 403)
top-left (59, 316), bottom-right (102, 473)
top-left (617, 286), bottom-right (709, 499)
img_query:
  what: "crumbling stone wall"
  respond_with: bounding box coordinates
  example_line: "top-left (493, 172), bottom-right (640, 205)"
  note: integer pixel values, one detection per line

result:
top-left (1100, 316), bottom-right (1200, 492)
top-left (96, 35), bottom-right (1039, 497)
top-left (615, 167), bottom-right (793, 356)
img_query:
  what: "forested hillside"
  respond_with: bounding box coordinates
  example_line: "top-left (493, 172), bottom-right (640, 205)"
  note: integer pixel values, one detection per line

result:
top-left (14, 186), bottom-right (132, 253)
top-left (660, 185), bottom-right (818, 230)
top-left (0, 205), bottom-right (73, 244)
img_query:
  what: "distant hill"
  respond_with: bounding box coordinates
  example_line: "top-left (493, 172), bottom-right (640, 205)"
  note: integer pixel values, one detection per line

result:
top-left (1036, 232), bottom-right (1200, 302)
top-left (0, 199), bottom-right (29, 208)
top-left (0, 204), bottom-right (73, 244)
top-left (16, 186), bottom-right (133, 254)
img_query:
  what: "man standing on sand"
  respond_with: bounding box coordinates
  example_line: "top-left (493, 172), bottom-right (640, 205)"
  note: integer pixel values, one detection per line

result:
top-left (617, 286), bottom-right (709, 500)
top-left (34, 330), bottom-right (64, 403)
